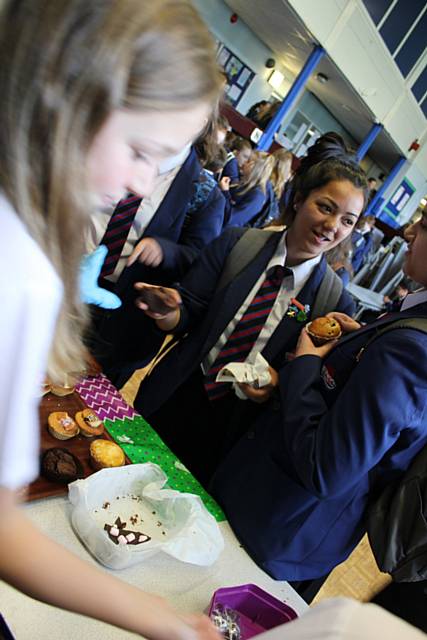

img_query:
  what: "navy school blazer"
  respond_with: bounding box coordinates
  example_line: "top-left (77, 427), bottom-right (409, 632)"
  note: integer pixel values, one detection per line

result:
top-left (351, 229), bottom-right (374, 273)
top-left (221, 156), bottom-right (240, 184)
top-left (223, 185), bottom-right (267, 228)
top-left (134, 227), bottom-right (354, 417)
top-left (96, 147), bottom-right (225, 377)
top-left (211, 303), bottom-right (427, 582)
top-left (116, 146), bottom-right (225, 294)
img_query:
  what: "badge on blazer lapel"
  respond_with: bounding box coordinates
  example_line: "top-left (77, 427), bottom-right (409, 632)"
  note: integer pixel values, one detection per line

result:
top-left (286, 298), bottom-right (310, 322)
top-left (321, 364), bottom-right (336, 390)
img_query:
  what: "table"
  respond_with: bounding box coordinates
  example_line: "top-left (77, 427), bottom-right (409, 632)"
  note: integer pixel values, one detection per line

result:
top-left (0, 495), bottom-right (307, 639)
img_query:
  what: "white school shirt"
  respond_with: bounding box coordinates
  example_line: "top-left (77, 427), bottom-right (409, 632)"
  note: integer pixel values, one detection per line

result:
top-left (202, 231), bottom-right (321, 372)
top-left (0, 193), bottom-right (63, 490)
top-left (86, 146), bottom-right (190, 282)
top-left (256, 597), bottom-right (425, 640)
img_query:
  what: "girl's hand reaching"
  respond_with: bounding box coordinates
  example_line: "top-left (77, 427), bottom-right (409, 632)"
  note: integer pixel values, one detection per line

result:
top-left (134, 283), bottom-right (182, 331)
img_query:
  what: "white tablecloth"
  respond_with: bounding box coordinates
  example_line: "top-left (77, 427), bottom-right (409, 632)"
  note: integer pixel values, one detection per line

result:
top-left (0, 495), bottom-right (307, 639)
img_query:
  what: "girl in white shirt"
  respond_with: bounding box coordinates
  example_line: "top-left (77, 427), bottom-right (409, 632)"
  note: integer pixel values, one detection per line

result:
top-left (0, 1), bottom-right (222, 638)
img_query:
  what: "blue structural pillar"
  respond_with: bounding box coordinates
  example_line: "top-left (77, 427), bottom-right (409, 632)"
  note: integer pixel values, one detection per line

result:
top-left (366, 155), bottom-right (406, 216)
top-left (355, 123), bottom-right (383, 162)
top-left (256, 44), bottom-right (326, 151)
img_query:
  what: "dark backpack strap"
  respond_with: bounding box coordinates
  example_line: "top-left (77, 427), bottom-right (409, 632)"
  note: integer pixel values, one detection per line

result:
top-left (358, 317), bottom-right (427, 361)
top-left (216, 229), bottom-right (279, 292)
top-left (311, 265), bottom-right (343, 319)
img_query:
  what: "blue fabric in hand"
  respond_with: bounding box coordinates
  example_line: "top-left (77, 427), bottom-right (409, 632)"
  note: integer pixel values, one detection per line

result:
top-left (80, 245), bottom-right (122, 309)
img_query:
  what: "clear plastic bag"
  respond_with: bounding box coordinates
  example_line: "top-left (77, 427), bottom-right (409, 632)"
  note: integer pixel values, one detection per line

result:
top-left (68, 463), bottom-right (224, 569)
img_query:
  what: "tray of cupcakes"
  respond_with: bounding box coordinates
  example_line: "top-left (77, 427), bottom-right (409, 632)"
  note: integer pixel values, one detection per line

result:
top-left (28, 380), bottom-right (128, 501)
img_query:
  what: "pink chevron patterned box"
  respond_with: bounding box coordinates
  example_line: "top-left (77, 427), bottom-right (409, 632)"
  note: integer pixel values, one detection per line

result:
top-left (75, 375), bottom-right (137, 422)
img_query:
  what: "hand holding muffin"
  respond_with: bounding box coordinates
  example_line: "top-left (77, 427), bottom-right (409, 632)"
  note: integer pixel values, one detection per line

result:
top-left (296, 313), bottom-right (359, 359)
top-left (325, 311), bottom-right (361, 334)
top-left (306, 316), bottom-right (342, 346)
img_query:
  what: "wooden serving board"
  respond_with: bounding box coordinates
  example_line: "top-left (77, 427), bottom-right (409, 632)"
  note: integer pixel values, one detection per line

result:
top-left (27, 391), bottom-right (128, 501)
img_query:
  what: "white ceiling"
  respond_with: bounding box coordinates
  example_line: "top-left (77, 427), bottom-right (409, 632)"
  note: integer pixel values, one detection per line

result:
top-left (224, 0), bottom-right (402, 171)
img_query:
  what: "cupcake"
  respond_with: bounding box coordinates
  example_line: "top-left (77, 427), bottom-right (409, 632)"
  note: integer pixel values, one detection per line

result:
top-left (48, 411), bottom-right (79, 440)
top-left (90, 439), bottom-right (125, 470)
top-left (306, 316), bottom-right (342, 346)
top-left (75, 409), bottom-right (105, 437)
top-left (41, 447), bottom-right (83, 483)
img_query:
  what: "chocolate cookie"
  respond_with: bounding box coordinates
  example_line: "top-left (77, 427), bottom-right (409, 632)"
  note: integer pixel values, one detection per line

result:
top-left (41, 447), bottom-right (83, 483)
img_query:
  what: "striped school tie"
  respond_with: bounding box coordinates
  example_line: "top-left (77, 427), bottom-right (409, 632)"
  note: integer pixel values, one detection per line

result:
top-left (204, 265), bottom-right (289, 401)
top-left (99, 194), bottom-right (142, 277)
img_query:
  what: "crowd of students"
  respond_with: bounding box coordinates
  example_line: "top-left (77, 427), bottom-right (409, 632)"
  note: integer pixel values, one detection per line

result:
top-left (1, 0), bottom-right (427, 637)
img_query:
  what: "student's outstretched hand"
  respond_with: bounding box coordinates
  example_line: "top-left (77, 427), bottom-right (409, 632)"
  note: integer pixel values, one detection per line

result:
top-left (127, 237), bottom-right (164, 267)
top-left (135, 594), bottom-right (221, 640)
top-left (79, 245), bottom-right (122, 309)
top-left (238, 366), bottom-right (279, 403)
top-left (135, 283), bottom-right (181, 331)
top-left (178, 614), bottom-right (222, 640)
top-left (295, 328), bottom-right (338, 359)
top-left (326, 311), bottom-right (361, 333)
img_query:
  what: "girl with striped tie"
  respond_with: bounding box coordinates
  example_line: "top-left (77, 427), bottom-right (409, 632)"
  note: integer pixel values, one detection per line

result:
top-left (133, 134), bottom-right (368, 486)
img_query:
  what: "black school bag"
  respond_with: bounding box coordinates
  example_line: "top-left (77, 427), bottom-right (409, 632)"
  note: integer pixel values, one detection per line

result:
top-left (365, 318), bottom-right (427, 582)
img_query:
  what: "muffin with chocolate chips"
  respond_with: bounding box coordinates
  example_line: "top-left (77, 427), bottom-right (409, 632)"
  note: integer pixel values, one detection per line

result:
top-left (306, 316), bottom-right (342, 346)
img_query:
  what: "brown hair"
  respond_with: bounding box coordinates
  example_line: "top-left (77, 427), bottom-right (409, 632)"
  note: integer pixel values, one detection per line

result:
top-left (195, 108), bottom-right (227, 168)
top-left (217, 114), bottom-right (231, 133)
top-left (0, 0), bottom-right (222, 383)
top-left (230, 137), bottom-right (252, 154)
top-left (355, 214), bottom-right (376, 230)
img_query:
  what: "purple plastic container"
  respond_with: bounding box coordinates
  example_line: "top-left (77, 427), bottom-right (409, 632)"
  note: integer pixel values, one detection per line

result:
top-left (208, 583), bottom-right (298, 638)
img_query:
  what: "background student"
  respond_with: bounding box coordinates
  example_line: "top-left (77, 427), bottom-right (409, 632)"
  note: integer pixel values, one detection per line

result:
top-left (221, 136), bottom-right (253, 184)
top-left (220, 151), bottom-right (275, 227)
top-left (351, 214), bottom-right (376, 273)
top-left (90, 109), bottom-right (229, 388)
top-left (97, 114), bottom-right (228, 385)
top-left (326, 237), bottom-right (354, 286)
top-left (0, 1), bottom-right (222, 637)
top-left (254, 148), bottom-right (293, 228)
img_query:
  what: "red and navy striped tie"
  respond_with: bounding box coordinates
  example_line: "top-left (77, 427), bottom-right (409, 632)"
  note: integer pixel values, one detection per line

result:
top-left (204, 265), bottom-right (289, 400)
top-left (99, 193), bottom-right (142, 277)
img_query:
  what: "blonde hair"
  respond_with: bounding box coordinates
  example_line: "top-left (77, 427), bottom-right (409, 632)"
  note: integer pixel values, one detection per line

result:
top-left (0, 0), bottom-right (222, 383)
top-left (237, 151), bottom-right (275, 196)
top-left (271, 149), bottom-right (293, 200)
